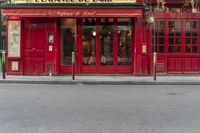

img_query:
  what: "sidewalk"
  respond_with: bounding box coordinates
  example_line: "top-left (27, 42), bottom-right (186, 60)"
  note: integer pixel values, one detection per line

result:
top-left (0, 74), bottom-right (200, 85)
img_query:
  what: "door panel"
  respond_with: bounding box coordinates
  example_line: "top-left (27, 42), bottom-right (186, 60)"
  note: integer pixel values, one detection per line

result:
top-left (24, 23), bottom-right (45, 75)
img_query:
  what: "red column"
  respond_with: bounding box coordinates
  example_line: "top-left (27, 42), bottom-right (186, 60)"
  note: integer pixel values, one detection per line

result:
top-left (134, 18), bottom-right (143, 75)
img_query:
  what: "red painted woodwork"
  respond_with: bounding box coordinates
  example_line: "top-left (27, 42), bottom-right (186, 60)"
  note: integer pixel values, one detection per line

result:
top-left (2, 9), bottom-right (142, 18)
top-left (45, 22), bottom-right (58, 75)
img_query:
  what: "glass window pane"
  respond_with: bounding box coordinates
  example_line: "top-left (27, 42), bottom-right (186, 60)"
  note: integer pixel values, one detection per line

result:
top-left (192, 21), bottom-right (198, 29)
top-left (159, 21), bottom-right (165, 28)
top-left (168, 21), bottom-right (174, 28)
top-left (61, 19), bottom-right (76, 65)
top-left (168, 29), bottom-right (174, 36)
top-left (159, 29), bottom-right (164, 36)
top-left (159, 38), bottom-right (164, 44)
top-left (159, 46), bottom-right (164, 52)
top-left (100, 23), bottom-right (114, 65)
top-left (118, 18), bottom-right (131, 65)
top-left (168, 38), bottom-right (174, 44)
top-left (152, 30), bottom-right (157, 36)
top-left (192, 38), bottom-right (198, 44)
top-left (100, 18), bottom-right (114, 25)
top-left (152, 38), bottom-right (158, 44)
top-left (185, 30), bottom-right (191, 36)
top-left (185, 22), bottom-right (190, 29)
top-left (192, 46), bottom-right (198, 53)
top-left (176, 38), bottom-right (181, 44)
top-left (176, 30), bottom-right (181, 36)
top-left (176, 22), bottom-right (181, 29)
top-left (175, 46), bottom-right (181, 52)
top-left (185, 46), bottom-right (190, 52)
top-left (192, 30), bottom-right (198, 36)
top-left (82, 18), bottom-right (96, 65)
top-left (168, 46), bottom-right (174, 52)
top-left (186, 38), bottom-right (190, 44)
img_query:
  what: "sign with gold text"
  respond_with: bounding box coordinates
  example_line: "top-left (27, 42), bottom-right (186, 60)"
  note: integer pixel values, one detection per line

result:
top-left (11, 0), bottom-right (136, 4)
top-left (8, 20), bottom-right (21, 58)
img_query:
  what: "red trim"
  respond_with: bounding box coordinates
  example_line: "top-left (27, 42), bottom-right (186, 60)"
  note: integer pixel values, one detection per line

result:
top-left (2, 9), bottom-right (142, 18)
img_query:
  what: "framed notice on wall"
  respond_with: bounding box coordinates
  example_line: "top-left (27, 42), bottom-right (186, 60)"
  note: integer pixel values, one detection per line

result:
top-left (8, 20), bottom-right (21, 58)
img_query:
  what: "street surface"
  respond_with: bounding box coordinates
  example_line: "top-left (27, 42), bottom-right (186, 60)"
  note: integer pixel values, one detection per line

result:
top-left (0, 84), bottom-right (200, 133)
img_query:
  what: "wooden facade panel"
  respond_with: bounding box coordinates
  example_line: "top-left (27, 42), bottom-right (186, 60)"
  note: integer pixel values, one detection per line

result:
top-left (184, 58), bottom-right (192, 71)
top-left (24, 58), bottom-right (34, 74)
top-left (34, 58), bottom-right (45, 74)
top-left (168, 58), bottom-right (182, 72)
top-left (191, 58), bottom-right (199, 71)
top-left (141, 56), bottom-right (149, 74)
top-left (183, 58), bottom-right (199, 72)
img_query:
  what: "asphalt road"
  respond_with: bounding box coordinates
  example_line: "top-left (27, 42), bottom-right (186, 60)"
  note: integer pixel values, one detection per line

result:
top-left (0, 84), bottom-right (200, 133)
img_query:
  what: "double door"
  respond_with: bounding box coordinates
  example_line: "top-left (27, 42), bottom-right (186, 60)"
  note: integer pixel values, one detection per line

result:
top-left (81, 18), bottom-right (134, 74)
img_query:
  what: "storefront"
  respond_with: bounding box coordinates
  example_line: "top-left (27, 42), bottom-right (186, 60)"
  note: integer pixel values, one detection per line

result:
top-left (150, 12), bottom-right (200, 74)
top-left (2, 0), bottom-right (145, 75)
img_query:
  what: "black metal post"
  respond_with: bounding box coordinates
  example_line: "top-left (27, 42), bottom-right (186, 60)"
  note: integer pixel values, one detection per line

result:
top-left (2, 51), bottom-right (6, 79)
top-left (72, 52), bottom-right (75, 80)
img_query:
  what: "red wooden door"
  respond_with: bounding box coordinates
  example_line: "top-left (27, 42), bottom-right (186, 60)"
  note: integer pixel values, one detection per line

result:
top-left (24, 23), bottom-right (45, 75)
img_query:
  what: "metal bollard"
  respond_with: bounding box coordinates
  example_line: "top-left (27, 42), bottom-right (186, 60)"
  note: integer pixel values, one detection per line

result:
top-left (72, 52), bottom-right (75, 80)
top-left (153, 52), bottom-right (157, 81)
top-left (2, 51), bottom-right (6, 79)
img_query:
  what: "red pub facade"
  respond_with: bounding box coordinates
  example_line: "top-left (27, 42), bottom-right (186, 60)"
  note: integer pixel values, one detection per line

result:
top-left (2, 0), bottom-right (200, 76)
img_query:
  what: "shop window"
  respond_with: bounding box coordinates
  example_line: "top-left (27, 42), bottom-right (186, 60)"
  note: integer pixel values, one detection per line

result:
top-left (184, 20), bottom-right (199, 53)
top-left (100, 18), bottom-right (114, 65)
top-left (118, 18), bottom-right (132, 65)
top-left (152, 19), bottom-right (165, 53)
top-left (61, 19), bottom-right (76, 65)
top-left (82, 18), bottom-right (96, 65)
top-left (167, 20), bottom-right (181, 53)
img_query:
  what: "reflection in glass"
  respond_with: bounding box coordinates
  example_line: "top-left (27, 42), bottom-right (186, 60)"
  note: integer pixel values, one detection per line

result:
top-left (168, 29), bottom-right (174, 36)
top-left (176, 38), bottom-right (181, 44)
top-left (118, 19), bottom-right (132, 65)
top-left (175, 46), bottom-right (181, 52)
top-left (192, 38), bottom-right (198, 44)
top-left (185, 22), bottom-right (190, 29)
top-left (159, 29), bottom-right (164, 36)
top-left (61, 19), bottom-right (76, 65)
top-left (100, 19), bottom-right (114, 65)
top-left (82, 18), bottom-right (96, 65)
top-left (192, 46), bottom-right (198, 52)
top-left (192, 21), bottom-right (198, 29)
top-left (168, 46), bottom-right (174, 52)
top-left (185, 38), bottom-right (190, 44)
top-left (168, 38), bottom-right (174, 44)
top-left (168, 21), bottom-right (174, 28)
top-left (159, 38), bottom-right (164, 44)
top-left (159, 21), bottom-right (165, 28)
top-left (176, 22), bottom-right (181, 29)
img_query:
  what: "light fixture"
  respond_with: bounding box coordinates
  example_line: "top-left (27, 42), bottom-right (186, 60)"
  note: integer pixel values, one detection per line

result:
top-left (146, 15), bottom-right (155, 24)
top-left (92, 31), bottom-right (96, 36)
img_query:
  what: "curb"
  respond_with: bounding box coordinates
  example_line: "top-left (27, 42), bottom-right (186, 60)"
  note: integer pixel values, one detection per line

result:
top-left (0, 80), bottom-right (200, 85)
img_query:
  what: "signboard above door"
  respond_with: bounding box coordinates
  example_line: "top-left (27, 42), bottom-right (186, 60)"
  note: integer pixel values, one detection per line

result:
top-left (10, 0), bottom-right (136, 4)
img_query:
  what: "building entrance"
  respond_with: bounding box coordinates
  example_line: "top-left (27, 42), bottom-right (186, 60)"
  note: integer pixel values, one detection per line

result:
top-left (81, 18), bottom-right (134, 74)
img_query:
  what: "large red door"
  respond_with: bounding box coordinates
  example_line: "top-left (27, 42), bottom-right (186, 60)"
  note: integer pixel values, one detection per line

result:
top-left (24, 23), bottom-right (45, 75)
